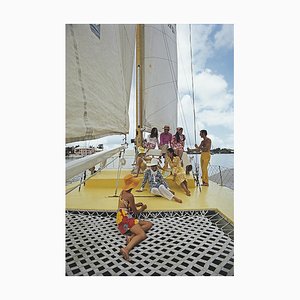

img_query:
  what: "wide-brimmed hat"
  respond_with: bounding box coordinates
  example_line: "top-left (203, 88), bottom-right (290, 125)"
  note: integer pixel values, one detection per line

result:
top-left (122, 174), bottom-right (140, 190)
top-left (137, 146), bottom-right (146, 154)
top-left (163, 125), bottom-right (170, 130)
top-left (147, 158), bottom-right (159, 167)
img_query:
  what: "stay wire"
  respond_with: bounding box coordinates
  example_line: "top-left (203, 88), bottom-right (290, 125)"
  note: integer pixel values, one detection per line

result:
top-left (176, 26), bottom-right (195, 147)
top-left (189, 24), bottom-right (197, 145)
top-left (65, 155), bottom-right (119, 195)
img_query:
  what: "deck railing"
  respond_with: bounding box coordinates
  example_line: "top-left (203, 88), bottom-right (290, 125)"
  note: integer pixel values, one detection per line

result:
top-left (208, 164), bottom-right (234, 190)
top-left (66, 154), bottom-right (234, 190)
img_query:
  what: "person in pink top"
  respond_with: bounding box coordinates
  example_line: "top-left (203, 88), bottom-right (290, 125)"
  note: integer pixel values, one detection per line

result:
top-left (171, 127), bottom-right (186, 158)
top-left (159, 125), bottom-right (172, 157)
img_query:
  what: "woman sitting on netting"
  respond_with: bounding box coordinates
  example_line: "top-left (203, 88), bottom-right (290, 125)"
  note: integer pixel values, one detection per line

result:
top-left (116, 174), bottom-right (153, 261)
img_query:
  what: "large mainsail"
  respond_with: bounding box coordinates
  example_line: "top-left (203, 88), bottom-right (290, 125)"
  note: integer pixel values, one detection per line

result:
top-left (142, 24), bottom-right (178, 133)
top-left (66, 24), bottom-right (135, 143)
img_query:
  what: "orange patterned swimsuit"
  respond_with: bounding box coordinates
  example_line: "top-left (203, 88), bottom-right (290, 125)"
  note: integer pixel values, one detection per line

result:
top-left (116, 193), bottom-right (139, 234)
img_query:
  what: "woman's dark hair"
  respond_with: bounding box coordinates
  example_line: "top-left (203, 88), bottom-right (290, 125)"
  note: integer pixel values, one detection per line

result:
top-left (150, 127), bottom-right (158, 138)
top-left (167, 147), bottom-right (177, 156)
top-left (175, 131), bottom-right (185, 142)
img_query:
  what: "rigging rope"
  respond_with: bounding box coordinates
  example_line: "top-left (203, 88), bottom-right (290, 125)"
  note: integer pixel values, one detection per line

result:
top-left (65, 155), bottom-right (119, 195)
top-left (66, 140), bottom-right (128, 196)
top-left (178, 98), bottom-right (192, 146)
top-left (162, 25), bottom-right (194, 147)
top-left (189, 24), bottom-right (197, 145)
top-left (114, 147), bottom-right (126, 196)
top-left (176, 27), bottom-right (194, 147)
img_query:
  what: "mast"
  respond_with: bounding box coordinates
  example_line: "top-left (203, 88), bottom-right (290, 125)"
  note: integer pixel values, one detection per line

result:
top-left (135, 24), bottom-right (144, 147)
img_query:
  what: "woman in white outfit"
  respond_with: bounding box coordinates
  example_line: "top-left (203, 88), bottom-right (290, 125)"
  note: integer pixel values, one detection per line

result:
top-left (136, 158), bottom-right (182, 203)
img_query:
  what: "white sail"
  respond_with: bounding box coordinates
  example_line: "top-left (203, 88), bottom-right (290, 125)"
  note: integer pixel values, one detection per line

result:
top-left (142, 24), bottom-right (178, 133)
top-left (66, 24), bottom-right (135, 143)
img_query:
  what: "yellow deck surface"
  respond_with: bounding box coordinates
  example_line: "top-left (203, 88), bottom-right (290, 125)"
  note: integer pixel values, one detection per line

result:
top-left (66, 169), bottom-right (234, 223)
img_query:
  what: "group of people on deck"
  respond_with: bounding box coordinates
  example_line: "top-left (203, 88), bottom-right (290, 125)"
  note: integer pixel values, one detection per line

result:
top-left (116, 127), bottom-right (212, 261)
top-left (144, 125), bottom-right (186, 158)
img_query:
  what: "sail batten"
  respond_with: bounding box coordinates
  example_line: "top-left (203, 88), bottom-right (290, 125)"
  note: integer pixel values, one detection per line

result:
top-left (66, 24), bottom-right (135, 143)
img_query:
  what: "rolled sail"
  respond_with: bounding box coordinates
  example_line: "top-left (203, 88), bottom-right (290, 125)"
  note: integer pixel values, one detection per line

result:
top-left (142, 24), bottom-right (178, 133)
top-left (66, 24), bottom-right (135, 143)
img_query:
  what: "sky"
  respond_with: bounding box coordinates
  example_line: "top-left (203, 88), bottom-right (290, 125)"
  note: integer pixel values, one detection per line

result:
top-left (67, 24), bottom-right (234, 150)
top-left (177, 24), bottom-right (233, 149)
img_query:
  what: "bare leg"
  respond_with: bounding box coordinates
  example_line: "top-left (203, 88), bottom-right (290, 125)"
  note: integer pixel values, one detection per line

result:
top-left (178, 149), bottom-right (183, 158)
top-left (125, 235), bottom-right (133, 244)
top-left (180, 181), bottom-right (191, 196)
top-left (120, 224), bottom-right (147, 261)
top-left (172, 195), bottom-right (182, 203)
top-left (185, 181), bottom-right (191, 195)
top-left (126, 220), bottom-right (153, 244)
top-left (139, 220), bottom-right (153, 232)
top-left (183, 181), bottom-right (191, 196)
top-left (135, 157), bottom-right (142, 176)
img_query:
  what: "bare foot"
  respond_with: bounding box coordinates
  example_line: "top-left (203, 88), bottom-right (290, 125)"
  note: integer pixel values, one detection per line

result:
top-left (186, 190), bottom-right (191, 196)
top-left (120, 248), bottom-right (130, 261)
top-left (125, 235), bottom-right (133, 244)
top-left (126, 234), bottom-right (136, 244)
top-left (201, 183), bottom-right (209, 186)
top-left (174, 196), bottom-right (182, 203)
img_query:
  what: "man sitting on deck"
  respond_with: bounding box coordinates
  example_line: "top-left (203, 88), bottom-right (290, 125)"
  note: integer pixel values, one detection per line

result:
top-left (136, 158), bottom-right (182, 203)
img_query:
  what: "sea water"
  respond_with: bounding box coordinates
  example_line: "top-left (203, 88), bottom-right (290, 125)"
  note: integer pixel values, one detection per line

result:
top-left (209, 154), bottom-right (234, 168)
top-left (119, 153), bottom-right (234, 169)
top-left (66, 153), bottom-right (234, 169)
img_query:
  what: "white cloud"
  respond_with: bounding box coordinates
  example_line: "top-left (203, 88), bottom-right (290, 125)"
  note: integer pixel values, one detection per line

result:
top-left (177, 94), bottom-right (205, 146)
top-left (178, 91), bottom-right (233, 148)
top-left (199, 109), bottom-right (233, 129)
top-left (191, 25), bottom-right (215, 72)
top-left (177, 25), bottom-right (233, 113)
top-left (177, 24), bottom-right (215, 94)
top-left (214, 25), bottom-right (233, 50)
top-left (178, 68), bottom-right (234, 148)
top-left (208, 133), bottom-right (233, 149)
top-left (207, 134), bottom-right (224, 148)
top-left (194, 70), bottom-right (233, 111)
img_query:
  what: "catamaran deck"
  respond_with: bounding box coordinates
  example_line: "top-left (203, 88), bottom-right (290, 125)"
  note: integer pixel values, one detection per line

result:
top-left (66, 169), bottom-right (233, 222)
top-left (66, 169), bottom-right (234, 276)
